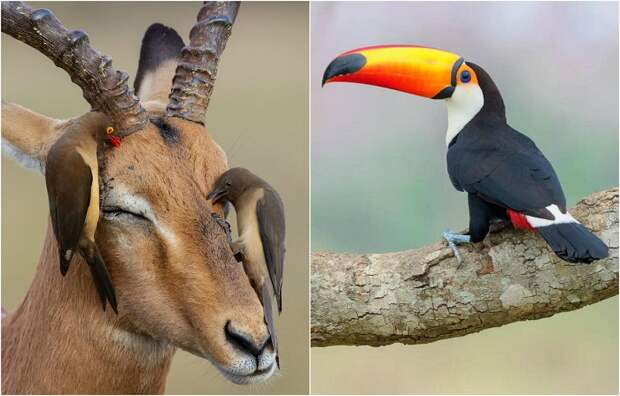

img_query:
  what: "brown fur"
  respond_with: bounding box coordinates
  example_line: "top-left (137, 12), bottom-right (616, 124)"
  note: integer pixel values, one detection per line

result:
top-left (2, 109), bottom-right (270, 393)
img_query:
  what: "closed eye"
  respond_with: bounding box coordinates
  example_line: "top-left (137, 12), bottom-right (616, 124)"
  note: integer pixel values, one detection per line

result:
top-left (102, 206), bottom-right (150, 222)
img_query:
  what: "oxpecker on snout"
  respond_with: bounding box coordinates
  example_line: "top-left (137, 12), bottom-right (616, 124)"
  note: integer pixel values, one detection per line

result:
top-left (208, 167), bottom-right (286, 366)
top-left (323, 45), bottom-right (608, 264)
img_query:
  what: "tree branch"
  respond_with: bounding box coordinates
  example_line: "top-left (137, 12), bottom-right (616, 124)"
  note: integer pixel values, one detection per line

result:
top-left (311, 188), bottom-right (619, 347)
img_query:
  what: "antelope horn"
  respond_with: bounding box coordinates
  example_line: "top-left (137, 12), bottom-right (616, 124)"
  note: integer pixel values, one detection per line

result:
top-left (1, 1), bottom-right (148, 137)
top-left (166, 1), bottom-right (240, 124)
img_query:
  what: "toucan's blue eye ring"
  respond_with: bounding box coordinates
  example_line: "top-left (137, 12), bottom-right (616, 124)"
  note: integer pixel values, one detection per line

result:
top-left (460, 70), bottom-right (471, 83)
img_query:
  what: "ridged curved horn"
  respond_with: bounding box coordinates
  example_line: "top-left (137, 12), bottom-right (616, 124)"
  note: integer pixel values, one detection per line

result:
top-left (166, 2), bottom-right (240, 124)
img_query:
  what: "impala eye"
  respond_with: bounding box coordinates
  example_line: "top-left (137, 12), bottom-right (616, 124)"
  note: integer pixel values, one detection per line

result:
top-left (102, 207), bottom-right (149, 222)
top-left (460, 70), bottom-right (471, 83)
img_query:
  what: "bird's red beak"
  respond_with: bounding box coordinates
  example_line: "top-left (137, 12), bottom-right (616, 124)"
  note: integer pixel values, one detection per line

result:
top-left (322, 45), bottom-right (471, 99)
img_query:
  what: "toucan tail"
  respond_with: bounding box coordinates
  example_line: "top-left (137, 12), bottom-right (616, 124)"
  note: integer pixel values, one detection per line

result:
top-left (537, 222), bottom-right (608, 263)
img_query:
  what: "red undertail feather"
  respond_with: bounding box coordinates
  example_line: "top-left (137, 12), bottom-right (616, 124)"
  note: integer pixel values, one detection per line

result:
top-left (507, 209), bottom-right (535, 232)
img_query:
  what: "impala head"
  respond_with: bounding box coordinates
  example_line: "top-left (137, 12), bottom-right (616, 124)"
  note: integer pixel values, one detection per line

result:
top-left (1, 1), bottom-right (276, 385)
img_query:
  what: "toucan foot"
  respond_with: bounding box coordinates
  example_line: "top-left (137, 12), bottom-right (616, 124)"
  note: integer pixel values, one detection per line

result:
top-left (442, 229), bottom-right (471, 267)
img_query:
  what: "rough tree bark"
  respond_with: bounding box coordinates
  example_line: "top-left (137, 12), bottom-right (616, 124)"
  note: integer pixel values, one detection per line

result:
top-left (311, 188), bottom-right (619, 347)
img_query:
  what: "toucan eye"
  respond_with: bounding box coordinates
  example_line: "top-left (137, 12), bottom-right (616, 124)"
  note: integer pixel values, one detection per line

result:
top-left (460, 70), bottom-right (471, 83)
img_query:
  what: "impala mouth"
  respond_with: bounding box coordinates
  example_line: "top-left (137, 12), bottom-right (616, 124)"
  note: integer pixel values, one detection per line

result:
top-left (218, 361), bottom-right (277, 385)
top-left (187, 335), bottom-right (277, 385)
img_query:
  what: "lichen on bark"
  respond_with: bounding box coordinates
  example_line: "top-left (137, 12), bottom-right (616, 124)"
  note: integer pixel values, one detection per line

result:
top-left (311, 188), bottom-right (619, 347)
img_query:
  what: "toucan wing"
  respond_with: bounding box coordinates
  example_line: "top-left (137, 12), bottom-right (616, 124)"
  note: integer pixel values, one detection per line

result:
top-left (45, 140), bottom-right (93, 275)
top-left (450, 126), bottom-right (566, 217)
top-left (256, 188), bottom-right (286, 313)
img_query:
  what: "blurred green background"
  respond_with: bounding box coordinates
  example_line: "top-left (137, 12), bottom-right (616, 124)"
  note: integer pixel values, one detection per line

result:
top-left (311, 1), bottom-right (618, 394)
top-left (2, 2), bottom-right (308, 394)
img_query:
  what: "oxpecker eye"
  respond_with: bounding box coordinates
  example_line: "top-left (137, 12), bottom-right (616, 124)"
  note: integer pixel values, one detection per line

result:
top-left (460, 70), bottom-right (471, 83)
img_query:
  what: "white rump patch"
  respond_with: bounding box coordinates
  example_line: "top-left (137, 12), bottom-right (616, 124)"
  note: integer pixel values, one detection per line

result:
top-left (445, 83), bottom-right (484, 146)
top-left (526, 204), bottom-right (579, 228)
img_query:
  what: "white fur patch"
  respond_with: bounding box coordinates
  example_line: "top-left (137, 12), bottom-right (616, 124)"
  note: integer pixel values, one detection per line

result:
top-left (444, 83), bottom-right (484, 146)
top-left (526, 204), bottom-right (579, 228)
top-left (108, 188), bottom-right (178, 247)
top-left (1, 138), bottom-right (44, 172)
top-left (109, 328), bottom-right (173, 367)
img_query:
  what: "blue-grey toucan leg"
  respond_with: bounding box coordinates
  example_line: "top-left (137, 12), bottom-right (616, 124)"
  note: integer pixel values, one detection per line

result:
top-left (442, 229), bottom-right (471, 266)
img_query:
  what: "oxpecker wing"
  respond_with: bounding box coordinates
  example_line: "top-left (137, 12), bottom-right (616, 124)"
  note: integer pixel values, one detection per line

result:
top-left (46, 143), bottom-right (93, 275)
top-left (257, 188), bottom-right (285, 313)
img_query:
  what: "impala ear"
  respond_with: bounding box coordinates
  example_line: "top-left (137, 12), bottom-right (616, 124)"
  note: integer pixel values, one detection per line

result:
top-left (134, 23), bottom-right (185, 108)
top-left (2, 102), bottom-right (63, 173)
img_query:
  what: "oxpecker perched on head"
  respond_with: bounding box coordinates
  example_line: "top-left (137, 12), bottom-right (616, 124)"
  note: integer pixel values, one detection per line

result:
top-left (323, 45), bottom-right (608, 264)
top-left (45, 124), bottom-right (117, 313)
top-left (208, 167), bottom-right (285, 366)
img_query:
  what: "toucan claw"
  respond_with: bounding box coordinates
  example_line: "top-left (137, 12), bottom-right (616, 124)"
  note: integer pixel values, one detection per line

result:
top-left (442, 229), bottom-right (471, 268)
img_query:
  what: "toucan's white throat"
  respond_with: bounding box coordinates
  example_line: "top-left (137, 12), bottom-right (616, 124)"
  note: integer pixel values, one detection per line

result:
top-left (445, 83), bottom-right (484, 146)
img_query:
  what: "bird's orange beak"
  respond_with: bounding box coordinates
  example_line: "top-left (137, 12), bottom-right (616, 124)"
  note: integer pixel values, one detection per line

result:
top-left (322, 45), bottom-right (466, 99)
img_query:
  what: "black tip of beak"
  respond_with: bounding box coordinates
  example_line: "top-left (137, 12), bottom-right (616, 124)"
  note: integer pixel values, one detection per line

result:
top-left (322, 53), bottom-right (367, 87)
top-left (433, 86), bottom-right (455, 99)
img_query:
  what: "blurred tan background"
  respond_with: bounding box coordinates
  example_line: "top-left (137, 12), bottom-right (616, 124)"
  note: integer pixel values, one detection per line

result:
top-left (311, 1), bottom-right (618, 394)
top-left (2, 2), bottom-right (308, 394)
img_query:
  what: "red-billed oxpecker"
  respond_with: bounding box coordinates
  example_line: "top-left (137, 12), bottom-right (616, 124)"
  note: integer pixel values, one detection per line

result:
top-left (45, 126), bottom-right (118, 313)
top-left (208, 167), bottom-right (285, 365)
top-left (323, 45), bottom-right (608, 264)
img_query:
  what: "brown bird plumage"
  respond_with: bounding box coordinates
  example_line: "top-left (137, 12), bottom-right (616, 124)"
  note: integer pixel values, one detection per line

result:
top-left (45, 126), bottom-right (117, 313)
top-left (208, 167), bottom-right (285, 365)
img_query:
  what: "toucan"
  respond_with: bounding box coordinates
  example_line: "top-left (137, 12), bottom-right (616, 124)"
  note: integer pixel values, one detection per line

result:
top-left (322, 45), bottom-right (609, 264)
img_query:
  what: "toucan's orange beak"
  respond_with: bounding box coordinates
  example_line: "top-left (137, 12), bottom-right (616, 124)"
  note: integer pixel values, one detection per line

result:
top-left (322, 45), bottom-right (464, 99)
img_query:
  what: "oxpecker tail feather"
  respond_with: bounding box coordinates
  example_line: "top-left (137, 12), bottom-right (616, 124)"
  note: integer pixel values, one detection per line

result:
top-left (83, 244), bottom-right (118, 314)
top-left (538, 223), bottom-right (608, 263)
top-left (261, 282), bottom-right (279, 368)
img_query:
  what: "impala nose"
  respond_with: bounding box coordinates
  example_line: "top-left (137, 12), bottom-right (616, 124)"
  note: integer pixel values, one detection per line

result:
top-left (225, 321), bottom-right (270, 357)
